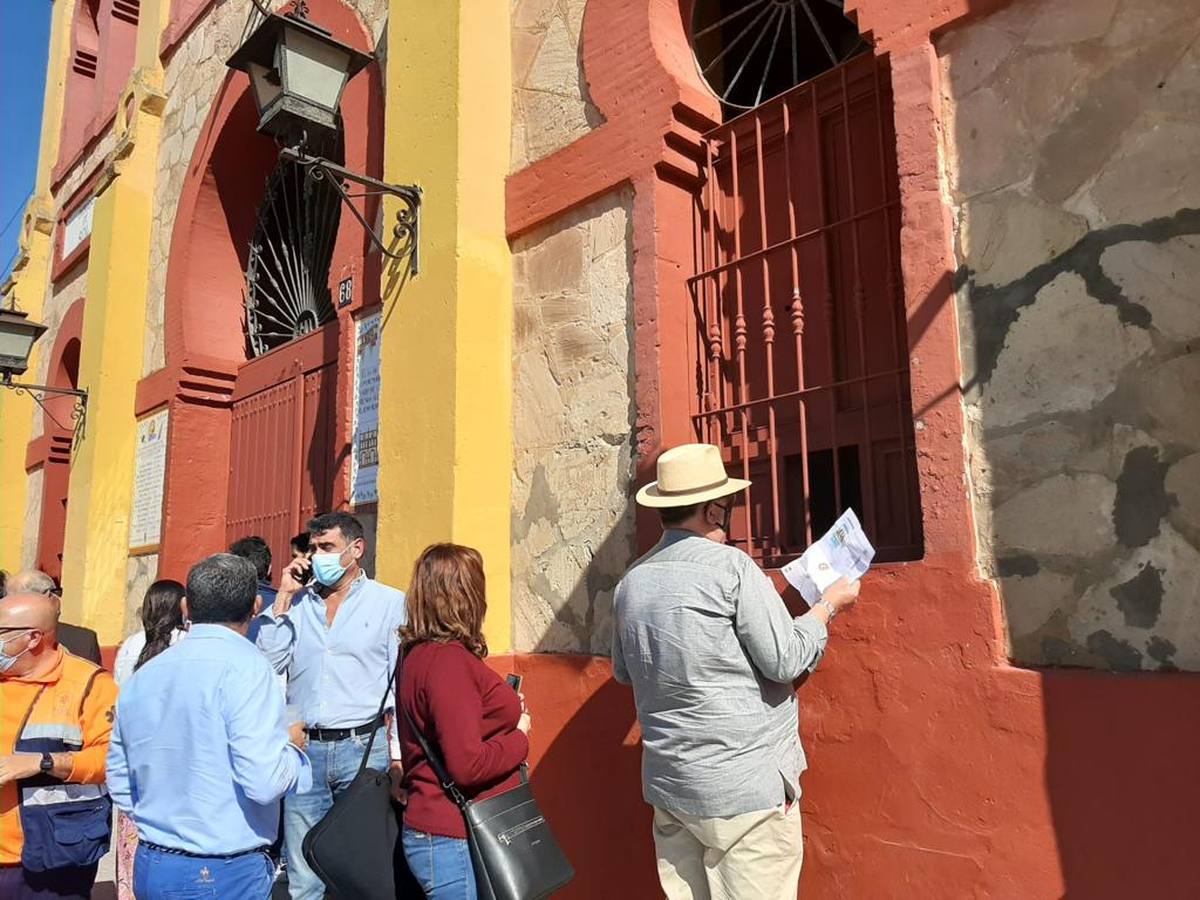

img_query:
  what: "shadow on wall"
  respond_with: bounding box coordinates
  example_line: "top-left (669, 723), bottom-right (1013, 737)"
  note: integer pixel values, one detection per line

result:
top-left (513, 654), bottom-right (652, 900)
top-left (942, 0), bottom-right (1200, 894)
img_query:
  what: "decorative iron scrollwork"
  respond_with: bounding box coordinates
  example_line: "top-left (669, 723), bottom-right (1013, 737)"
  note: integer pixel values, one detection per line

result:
top-left (1, 374), bottom-right (88, 445)
top-left (690, 0), bottom-right (868, 111)
top-left (244, 153), bottom-right (341, 357)
top-left (280, 146), bottom-right (422, 276)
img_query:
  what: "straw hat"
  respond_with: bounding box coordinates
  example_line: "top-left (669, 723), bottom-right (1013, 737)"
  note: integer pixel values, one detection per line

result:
top-left (635, 443), bottom-right (751, 508)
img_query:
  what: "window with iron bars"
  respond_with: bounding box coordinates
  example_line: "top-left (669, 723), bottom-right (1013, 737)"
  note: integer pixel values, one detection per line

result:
top-left (687, 54), bottom-right (923, 567)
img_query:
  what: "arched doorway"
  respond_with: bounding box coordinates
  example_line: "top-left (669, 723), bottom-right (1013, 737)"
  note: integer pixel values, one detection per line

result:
top-left (144, 0), bottom-right (384, 578)
top-left (34, 298), bottom-right (86, 582)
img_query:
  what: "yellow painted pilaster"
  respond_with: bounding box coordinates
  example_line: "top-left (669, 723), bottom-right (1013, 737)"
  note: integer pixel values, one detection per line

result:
top-left (376, 0), bottom-right (514, 652)
top-left (0, 0), bottom-right (76, 571)
top-left (57, 3), bottom-right (170, 642)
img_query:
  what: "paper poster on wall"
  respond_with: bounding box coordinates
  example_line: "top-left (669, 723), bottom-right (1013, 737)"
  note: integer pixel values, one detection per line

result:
top-left (129, 408), bottom-right (169, 551)
top-left (351, 311), bottom-right (382, 505)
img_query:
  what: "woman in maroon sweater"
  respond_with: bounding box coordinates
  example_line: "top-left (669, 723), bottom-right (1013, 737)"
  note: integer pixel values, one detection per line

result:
top-left (399, 543), bottom-right (531, 899)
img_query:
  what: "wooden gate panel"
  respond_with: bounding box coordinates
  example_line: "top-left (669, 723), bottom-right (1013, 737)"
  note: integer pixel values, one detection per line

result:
top-left (299, 362), bottom-right (338, 528)
top-left (226, 379), bottom-right (299, 571)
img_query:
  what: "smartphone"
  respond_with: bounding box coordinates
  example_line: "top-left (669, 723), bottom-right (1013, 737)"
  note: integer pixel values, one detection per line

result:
top-left (505, 673), bottom-right (523, 693)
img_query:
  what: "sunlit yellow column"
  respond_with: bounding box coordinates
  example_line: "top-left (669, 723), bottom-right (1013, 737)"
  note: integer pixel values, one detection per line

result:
top-left (0, 0), bottom-right (75, 571)
top-left (376, 0), bottom-right (514, 652)
top-left (57, 2), bottom-right (169, 642)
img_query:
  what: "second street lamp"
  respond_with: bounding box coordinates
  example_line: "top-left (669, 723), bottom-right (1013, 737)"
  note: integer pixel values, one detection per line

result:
top-left (0, 302), bottom-right (88, 439)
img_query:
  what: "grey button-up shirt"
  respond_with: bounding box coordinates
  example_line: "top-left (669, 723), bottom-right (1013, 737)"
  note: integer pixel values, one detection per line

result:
top-left (611, 530), bottom-right (828, 818)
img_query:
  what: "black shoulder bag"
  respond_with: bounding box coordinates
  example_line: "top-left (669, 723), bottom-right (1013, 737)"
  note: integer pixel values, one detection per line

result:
top-left (403, 701), bottom-right (574, 900)
top-left (301, 664), bottom-right (422, 899)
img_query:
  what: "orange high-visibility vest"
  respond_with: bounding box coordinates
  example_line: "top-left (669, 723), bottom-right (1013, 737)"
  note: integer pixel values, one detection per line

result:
top-left (0, 648), bottom-right (117, 869)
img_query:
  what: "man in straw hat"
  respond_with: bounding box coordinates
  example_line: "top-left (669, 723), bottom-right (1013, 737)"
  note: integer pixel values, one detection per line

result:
top-left (612, 443), bottom-right (860, 900)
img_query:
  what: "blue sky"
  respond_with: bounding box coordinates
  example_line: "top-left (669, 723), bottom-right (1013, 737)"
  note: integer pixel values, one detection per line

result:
top-left (1, 2), bottom-right (52, 283)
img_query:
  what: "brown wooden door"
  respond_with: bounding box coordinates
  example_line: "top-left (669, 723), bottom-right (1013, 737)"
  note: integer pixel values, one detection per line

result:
top-left (225, 326), bottom-right (341, 568)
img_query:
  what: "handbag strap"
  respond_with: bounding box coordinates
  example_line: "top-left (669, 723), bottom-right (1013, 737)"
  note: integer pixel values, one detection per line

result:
top-left (401, 703), bottom-right (469, 809)
top-left (354, 651), bottom-right (398, 779)
top-left (398, 645), bottom-right (470, 809)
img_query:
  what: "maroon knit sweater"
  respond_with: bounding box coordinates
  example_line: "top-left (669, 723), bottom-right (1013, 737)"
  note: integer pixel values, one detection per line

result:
top-left (399, 641), bottom-right (528, 838)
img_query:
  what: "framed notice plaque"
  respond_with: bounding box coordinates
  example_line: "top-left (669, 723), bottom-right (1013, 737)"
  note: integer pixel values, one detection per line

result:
top-left (129, 408), bottom-right (169, 552)
top-left (351, 311), bottom-right (381, 505)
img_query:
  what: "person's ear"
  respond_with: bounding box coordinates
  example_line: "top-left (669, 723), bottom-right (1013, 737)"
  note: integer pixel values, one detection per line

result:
top-left (349, 538), bottom-right (365, 563)
top-left (253, 594), bottom-right (264, 618)
top-left (181, 597), bottom-right (191, 626)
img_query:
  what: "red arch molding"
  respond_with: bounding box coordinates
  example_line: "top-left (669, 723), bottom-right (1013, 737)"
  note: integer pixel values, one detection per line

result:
top-left (135, 0), bottom-right (384, 582)
top-left (25, 297), bottom-right (87, 583)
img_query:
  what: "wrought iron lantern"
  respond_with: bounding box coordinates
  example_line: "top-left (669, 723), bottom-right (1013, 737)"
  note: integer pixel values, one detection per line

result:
top-left (227, 2), bottom-right (422, 280)
top-left (0, 302), bottom-right (88, 438)
top-left (227, 10), bottom-right (372, 143)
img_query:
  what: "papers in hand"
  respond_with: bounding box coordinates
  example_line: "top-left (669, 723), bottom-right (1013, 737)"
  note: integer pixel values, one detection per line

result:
top-left (781, 508), bottom-right (875, 605)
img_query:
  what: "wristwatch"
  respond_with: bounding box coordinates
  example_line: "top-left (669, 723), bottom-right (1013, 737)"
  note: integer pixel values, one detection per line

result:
top-left (39, 752), bottom-right (53, 775)
top-left (816, 598), bottom-right (838, 621)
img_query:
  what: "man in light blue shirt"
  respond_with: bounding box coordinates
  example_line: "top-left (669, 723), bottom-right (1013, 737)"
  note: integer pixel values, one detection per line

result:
top-left (107, 553), bottom-right (311, 900)
top-left (255, 511), bottom-right (406, 900)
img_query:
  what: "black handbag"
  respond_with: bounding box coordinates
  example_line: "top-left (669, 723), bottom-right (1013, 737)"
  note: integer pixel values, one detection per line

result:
top-left (301, 667), bottom-right (422, 899)
top-left (403, 703), bottom-right (574, 900)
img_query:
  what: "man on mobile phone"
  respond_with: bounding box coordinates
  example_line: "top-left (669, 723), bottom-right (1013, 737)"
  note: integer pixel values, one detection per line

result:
top-left (254, 513), bottom-right (406, 900)
top-left (611, 444), bottom-right (860, 900)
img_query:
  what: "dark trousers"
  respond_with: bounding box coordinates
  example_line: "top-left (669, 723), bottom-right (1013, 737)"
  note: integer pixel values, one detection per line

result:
top-left (0, 863), bottom-right (99, 899)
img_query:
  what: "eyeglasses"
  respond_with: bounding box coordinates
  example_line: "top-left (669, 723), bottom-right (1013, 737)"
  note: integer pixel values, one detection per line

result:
top-left (0, 626), bottom-right (40, 633)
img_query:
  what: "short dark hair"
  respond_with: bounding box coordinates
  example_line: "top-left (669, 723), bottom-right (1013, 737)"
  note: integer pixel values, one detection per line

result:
top-left (186, 554), bottom-right (259, 624)
top-left (306, 512), bottom-right (364, 544)
top-left (659, 502), bottom-right (703, 527)
top-left (229, 536), bottom-right (272, 582)
top-left (290, 532), bottom-right (310, 554)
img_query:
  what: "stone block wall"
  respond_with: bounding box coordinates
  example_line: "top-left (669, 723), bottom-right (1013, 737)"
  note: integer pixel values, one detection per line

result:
top-left (939, 0), bottom-right (1200, 670)
top-left (511, 189), bottom-right (636, 654)
top-left (123, 553), bottom-right (160, 639)
top-left (511, 0), bottom-right (603, 172)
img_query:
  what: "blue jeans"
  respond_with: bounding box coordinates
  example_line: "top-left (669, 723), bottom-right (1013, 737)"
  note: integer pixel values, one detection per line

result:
top-left (402, 827), bottom-right (476, 900)
top-left (133, 844), bottom-right (272, 899)
top-left (284, 727), bottom-right (389, 900)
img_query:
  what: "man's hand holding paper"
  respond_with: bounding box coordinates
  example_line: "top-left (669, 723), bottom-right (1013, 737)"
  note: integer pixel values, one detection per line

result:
top-left (781, 508), bottom-right (875, 605)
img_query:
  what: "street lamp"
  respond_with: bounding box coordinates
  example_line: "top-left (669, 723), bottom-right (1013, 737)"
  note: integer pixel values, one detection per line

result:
top-left (227, 3), bottom-right (422, 273)
top-left (227, 9), bottom-right (372, 144)
top-left (0, 302), bottom-right (88, 438)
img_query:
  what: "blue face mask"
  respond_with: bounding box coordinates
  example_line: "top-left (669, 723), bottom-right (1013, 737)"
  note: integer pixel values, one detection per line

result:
top-left (311, 547), bottom-right (351, 587)
top-left (0, 631), bottom-right (33, 675)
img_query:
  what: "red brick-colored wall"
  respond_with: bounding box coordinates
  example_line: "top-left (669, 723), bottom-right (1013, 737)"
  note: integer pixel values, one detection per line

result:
top-left (504, 2), bottom-right (1200, 897)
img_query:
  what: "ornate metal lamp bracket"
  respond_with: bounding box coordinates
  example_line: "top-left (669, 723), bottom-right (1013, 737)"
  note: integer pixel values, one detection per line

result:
top-left (1, 371), bottom-right (89, 445)
top-left (279, 146), bottom-right (422, 276)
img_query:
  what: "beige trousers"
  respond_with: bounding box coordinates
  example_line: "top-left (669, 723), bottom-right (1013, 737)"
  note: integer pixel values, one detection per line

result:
top-left (653, 802), bottom-right (804, 900)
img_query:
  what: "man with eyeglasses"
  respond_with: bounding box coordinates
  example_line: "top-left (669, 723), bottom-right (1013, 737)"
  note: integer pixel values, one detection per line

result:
top-left (0, 591), bottom-right (117, 899)
top-left (3, 571), bottom-right (101, 666)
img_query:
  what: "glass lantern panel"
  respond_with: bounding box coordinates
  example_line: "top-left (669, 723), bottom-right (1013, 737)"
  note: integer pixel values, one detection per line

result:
top-left (248, 61), bottom-right (284, 113)
top-left (281, 30), bottom-right (350, 112)
top-left (0, 325), bottom-right (38, 365)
